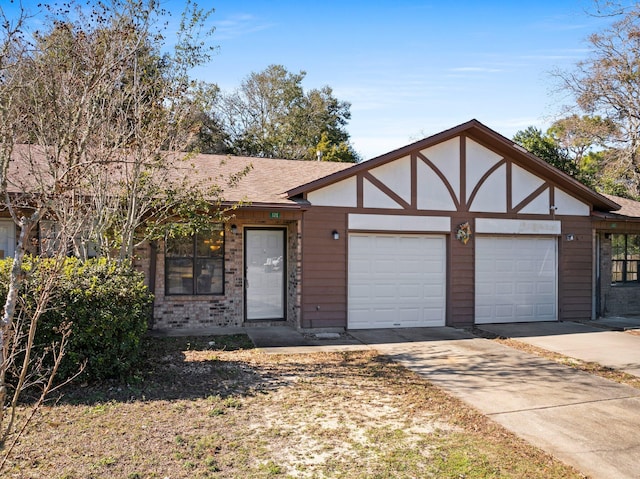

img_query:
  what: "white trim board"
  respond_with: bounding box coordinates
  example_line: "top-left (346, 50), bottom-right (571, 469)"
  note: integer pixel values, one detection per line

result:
top-left (475, 218), bottom-right (561, 235)
top-left (348, 214), bottom-right (451, 232)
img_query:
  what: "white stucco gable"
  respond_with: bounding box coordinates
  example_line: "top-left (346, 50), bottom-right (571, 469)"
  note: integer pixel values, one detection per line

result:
top-left (293, 120), bottom-right (616, 218)
top-left (307, 176), bottom-right (357, 207)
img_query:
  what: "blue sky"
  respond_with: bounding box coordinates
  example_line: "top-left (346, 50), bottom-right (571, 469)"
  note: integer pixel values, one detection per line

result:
top-left (193, 0), bottom-right (619, 159)
top-left (3, 0), bottom-right (629, 159)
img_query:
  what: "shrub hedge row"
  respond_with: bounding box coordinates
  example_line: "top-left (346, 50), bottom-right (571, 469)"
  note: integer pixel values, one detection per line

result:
top-left (0, 256), bottom-right (153, 382)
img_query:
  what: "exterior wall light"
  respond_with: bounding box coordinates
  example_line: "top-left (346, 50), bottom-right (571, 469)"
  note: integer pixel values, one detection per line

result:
top-left (230, 224), bottom-right (238, 234)
top-left (566, 234), bottom-right (575, 241)
top-left (332, 230), bottom-right (340, 240)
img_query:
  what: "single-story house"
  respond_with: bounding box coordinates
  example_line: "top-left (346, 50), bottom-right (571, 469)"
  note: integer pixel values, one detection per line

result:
top-left (3, 119), bottom-right (640, 331)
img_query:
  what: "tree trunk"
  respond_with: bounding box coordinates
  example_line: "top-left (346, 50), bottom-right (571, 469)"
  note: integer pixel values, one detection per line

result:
top-left (0, 214), bottom-right (38, 439)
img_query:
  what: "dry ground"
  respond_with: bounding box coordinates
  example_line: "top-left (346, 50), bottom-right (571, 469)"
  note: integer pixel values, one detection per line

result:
top-left (4, 335), bottom-right (585, 479)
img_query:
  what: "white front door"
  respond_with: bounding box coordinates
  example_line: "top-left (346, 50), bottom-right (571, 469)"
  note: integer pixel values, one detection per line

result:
top-left (348, 234), bottom-right (446, 329)
top-left (475, 236), bottom-right (557, 324)
top-left (245, 228), bottom-right (286, 320)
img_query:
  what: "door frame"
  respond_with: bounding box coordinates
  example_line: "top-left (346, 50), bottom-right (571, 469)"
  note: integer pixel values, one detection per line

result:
top-left (243, 227), bottom-right (287, 321)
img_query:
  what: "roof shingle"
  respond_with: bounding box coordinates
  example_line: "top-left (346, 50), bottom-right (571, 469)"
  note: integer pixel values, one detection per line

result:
top-left (177, 153), bottom-right (353, 205)
top-left (7, 146), bottom-right (354, 206)
top-left (601, 194), bottom-right (640, 218)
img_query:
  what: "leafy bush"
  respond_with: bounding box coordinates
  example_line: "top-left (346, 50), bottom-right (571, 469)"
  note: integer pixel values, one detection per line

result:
top-left (0, 256), bottom-right (153, 382)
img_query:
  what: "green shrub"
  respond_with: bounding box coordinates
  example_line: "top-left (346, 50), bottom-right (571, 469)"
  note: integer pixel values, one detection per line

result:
top-left (0, 256), bottom-right (153, 382)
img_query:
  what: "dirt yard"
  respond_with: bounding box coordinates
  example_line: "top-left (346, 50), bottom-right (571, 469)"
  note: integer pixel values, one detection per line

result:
top-left (4, 335), bottom-right (585, 478)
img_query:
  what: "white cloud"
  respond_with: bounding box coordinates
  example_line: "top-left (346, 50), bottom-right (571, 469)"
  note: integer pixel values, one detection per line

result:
top-left (215, 14), bottom-right (275, 40)
top-left (449, 67), bottom-right (502, 73)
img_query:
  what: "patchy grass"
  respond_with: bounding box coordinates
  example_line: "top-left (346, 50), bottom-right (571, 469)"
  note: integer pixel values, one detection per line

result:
top-left (4, 335), bottom-right (584, 478)
top-left (494, 337), bottom-right (640, 390)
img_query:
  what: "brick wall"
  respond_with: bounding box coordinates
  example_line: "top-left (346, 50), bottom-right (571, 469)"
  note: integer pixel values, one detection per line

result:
top-left (137, 215), bottom-right (301, 332)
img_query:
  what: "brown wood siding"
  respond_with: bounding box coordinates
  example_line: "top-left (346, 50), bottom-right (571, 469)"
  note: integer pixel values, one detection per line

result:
top-left (558, 217), bottom-right (594, 321)
top-left (300, 207), bottom-right (348, 328)
top-left (296, 130), bottom-right (609, 329)
top-left (448, 215), bottom-right (475, 326)
top-left (594, 219), bottom-right (640, 234)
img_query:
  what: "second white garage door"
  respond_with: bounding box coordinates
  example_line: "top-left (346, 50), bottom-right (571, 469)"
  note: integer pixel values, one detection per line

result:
top-left (348, 234), bottom-right (446, 329)
top-left (475, 236), bottom-right (557, 324)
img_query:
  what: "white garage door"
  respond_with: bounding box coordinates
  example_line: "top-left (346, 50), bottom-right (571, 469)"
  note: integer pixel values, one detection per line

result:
top-left (475, 236), bottom-right (557, 324)
top-left (348, 234), bottom-right (446, 329)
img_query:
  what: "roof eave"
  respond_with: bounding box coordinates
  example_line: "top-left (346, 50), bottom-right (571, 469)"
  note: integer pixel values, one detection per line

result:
top-left (221, 200), bottom-right (307, 211)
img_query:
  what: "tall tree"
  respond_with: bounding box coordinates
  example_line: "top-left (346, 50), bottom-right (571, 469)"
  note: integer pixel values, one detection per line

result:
top-left (0, 0), bottom-right (243, 462)
top-left (554, 3), bottom-right (640, 196)
top-left (216, 64), bottom-right (360, 162)
top-left (547, 114), bottom-right (617, 167)
top-left (513, 124), bottom-right (636, 197)
top-left (513, 126), bottom-right (581, 178)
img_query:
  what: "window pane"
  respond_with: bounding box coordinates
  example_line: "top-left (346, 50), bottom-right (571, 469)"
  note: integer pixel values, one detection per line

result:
top-left (628, 235), bottom-right (640, 260)
top-left (197, 229), bottom-right (224, 258)
top-left (612, 260), bottom-right (624, 283)
top-left (166, 258), bottom-right (194, 294)
top-left (627, 260), bottom-right (638, 282)
top-left (611, 234), bottom-right (626, 260)
top-left (196, 258), bottom-right (223, 294)
top-left (167, 236), bottom-right (194, 258)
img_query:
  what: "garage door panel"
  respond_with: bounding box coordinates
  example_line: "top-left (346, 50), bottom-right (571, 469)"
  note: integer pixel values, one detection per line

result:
top-left (348, 234), bottom-right (446, 329)
top-left (475, 283), bottom-right (493, 296)
top-left (516, 304), bottom-right (535, 317)
top-left (536, 283), bottom-right (554, 294)
top-left (517, 260), bottom-right (534, 272)
top-left (496, 260), bottom-right (515, 272)
top-left (397, 260), bottom-right (420, 273)
top-left (423, 283), bottom-right (445, 297)
top-left (349, 258), bottom-right (372, 274)
top-left (373, 259), bottom-right (395, 273)
top-left (495, 304), bottom-right (515, 318)
top-left (399, 284), bottom-right (422, 299)
top-left (516, 282), bottom-right (534, 294)
top-left (423, 307), bottom-right (445, 320)
top-left (476, 236), bottom-right (557, 324)
top-left (423, 259), bottom-right (445, 272)
top-left (349, 284), bottom-right (370, 300)
top-left (373, 287), bottom-right (395, 299)
top-left (536, 304), bottom-right (555, 316)
top-left (496, 282), bottom-right (514, 294)
top-left (397, 308), bottom-right (420, 320)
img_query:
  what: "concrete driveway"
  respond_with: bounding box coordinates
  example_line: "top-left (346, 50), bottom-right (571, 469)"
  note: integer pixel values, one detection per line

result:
top-left (248, 325), bottom-right (640, 479)
top-left (476, 319), bottom-right (640, 377)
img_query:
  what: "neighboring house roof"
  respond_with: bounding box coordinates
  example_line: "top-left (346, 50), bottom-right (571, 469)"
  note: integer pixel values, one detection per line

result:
top-left (176, 153), bottom-right (353, 207)
top-left (286, 119), bottom-right (621, 213)
top-left (598, 194), bottom-right (640, 219)
top-left (6, 145), bottom-right (353, 208)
